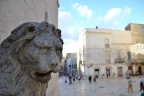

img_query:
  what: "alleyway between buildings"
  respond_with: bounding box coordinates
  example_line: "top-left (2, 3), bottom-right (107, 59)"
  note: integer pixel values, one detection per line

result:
top-left (59, 76), bottom-right (142, 96)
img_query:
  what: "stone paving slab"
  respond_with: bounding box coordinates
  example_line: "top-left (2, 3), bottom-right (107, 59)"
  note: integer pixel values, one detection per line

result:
top-left (58, 76), bottom-right (143, 96)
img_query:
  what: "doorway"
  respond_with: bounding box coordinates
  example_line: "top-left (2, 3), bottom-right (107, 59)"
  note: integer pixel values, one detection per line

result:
top-left (117, 67), bottom-right (123, 77)
top-left (95, 69), bottom-right (99, 77)
top-left (138, 66), bottom-right (142, 75)
top-left (106, 68), bottom-right (111, 77)
top-left (128, 66), bottom-right (133, 75)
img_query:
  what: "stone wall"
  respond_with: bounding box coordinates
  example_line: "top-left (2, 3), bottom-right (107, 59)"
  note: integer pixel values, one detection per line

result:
top-left (0, 0), bottom-right (59, 96)
top-left (0, 0), bottom-right (58, 42)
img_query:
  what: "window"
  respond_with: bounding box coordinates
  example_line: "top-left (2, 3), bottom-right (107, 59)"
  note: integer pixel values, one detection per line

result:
top-left (117, 50), bottom-right (121, 58)
top-left (134, 26), bottom-right (139, 32)
top-left (105, 38), bottom-right (110, 48)
top-left (105, 52), bottom-right (111, 63)
top-left (127, 51), bottom-right (131, 61)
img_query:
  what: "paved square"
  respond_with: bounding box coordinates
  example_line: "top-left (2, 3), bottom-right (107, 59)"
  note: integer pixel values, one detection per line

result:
top-left (59, 76), bottom-right (143, 96)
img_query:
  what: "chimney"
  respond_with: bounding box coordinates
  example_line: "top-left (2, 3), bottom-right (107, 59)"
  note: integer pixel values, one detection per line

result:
top-left (96, 26), bottom-right (98, 29)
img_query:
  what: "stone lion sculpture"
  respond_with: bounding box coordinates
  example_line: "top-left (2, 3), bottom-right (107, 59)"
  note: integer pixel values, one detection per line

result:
top-left (0, 22), bottom-right (63, 96)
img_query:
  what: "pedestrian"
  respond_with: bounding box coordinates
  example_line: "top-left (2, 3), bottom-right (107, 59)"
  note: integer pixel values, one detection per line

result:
top-left (73, 77), bottom-right (75, 82)
top-left (141, 92), bottom-right (144, 96)
top-left (106, 73), bottom-right (108, 78)
top-left (88, 76), bottom-right (92, 84)
top-left (64, 76), bottom-right (67, 83)
top-left (93, 75), bottom-right (96, 83)
top-left (68, 75), bottom-right (72, 84)
top-left (113, 73), bottom-right (115, 78)
top-left (139, 77), bottom-right (143, 91)
top-left (127, 77), bottom-right (133, 92)
top-left (65, 79), bottom-right (67, 83)
top-left (78, 75), bottom-right (81, 82)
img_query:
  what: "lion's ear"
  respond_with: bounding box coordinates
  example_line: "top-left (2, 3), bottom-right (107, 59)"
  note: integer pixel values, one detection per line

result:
top-left (28, 26), bottom-right (35, 32)
top-left (51, 25), bottom-right (57, 35)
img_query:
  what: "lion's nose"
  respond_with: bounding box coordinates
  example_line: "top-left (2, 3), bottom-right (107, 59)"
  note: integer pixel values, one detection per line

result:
top-left (49, 52), bottom-right (59, 67)
top-left (38, 63), bottom-right (50, 73)
top-left (49, 56), bottom-right (60, 73)
top-left (38, 57), bottom-right (51, 73)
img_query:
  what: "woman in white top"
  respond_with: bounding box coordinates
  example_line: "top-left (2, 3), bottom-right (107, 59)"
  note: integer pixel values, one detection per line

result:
top-left (127, 77), bottom-right (133, 92)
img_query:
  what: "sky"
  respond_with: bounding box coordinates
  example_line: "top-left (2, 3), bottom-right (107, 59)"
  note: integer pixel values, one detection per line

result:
top-left (58, 0), bottom-right (144, 57)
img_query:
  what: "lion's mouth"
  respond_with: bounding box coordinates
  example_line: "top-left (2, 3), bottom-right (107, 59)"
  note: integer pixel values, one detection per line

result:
top-left (31, 71), bottom-right (52, 83)
top-left (35, 71), bottom-right (52, 77)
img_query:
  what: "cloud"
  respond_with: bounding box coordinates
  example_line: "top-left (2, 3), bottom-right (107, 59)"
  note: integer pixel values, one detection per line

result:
top-left (62, 39), bottom-right (79, 56)
top-left (61, 26), bottom-right (83, 57)
top-left (59, 11), bottom-right (81, 40)
top-left (123, 8), bottom-right (131, 15)
top-left (72, 3), bottom-right (92, 18)
top-left (59, 11), bottom-right (72, 22)
top-left (94, 7), bottom-right (132, 29)
top-left (59, 11), bottom-right (83, 56)
top-left (104, 8), bottom-right (122, 21)
top-left (104, 8), bottom-right (131, 21)
top-left (59, 11), bottom-right (73, 39)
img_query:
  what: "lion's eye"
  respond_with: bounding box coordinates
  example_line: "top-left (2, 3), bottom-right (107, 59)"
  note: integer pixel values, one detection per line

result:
top-left (52, 26), bottom-right (55, 31)
top-left (28, 26), bottom-right (35, 32)
top-left (41, 49), bottom-right (48, 54)
top-left (56, 49), bottom-right (61, 54)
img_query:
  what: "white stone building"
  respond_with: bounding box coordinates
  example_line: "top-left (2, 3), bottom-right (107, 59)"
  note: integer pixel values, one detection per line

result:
top-left (0, 0), bottom-right (59, 96)
top-left (78, 28), bottom-right (133, 78)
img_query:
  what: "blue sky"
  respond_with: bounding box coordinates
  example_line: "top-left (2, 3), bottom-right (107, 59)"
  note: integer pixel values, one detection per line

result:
top-left (58, 0), bottom-right (144, 56)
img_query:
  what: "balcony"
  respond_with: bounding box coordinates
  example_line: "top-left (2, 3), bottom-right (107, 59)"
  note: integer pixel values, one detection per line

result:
top-left (115, 58), bottom-right (125, 63)
top-left (130, 59), bottom-right (144, 64)
top-left (105, 44), bottom-right (110, 48)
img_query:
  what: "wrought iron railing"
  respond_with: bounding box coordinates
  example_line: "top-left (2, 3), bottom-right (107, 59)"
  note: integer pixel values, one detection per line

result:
top-left (115, 58), bottom-right (125, 63)
top-left (105, 44), bottom-right (110, 48)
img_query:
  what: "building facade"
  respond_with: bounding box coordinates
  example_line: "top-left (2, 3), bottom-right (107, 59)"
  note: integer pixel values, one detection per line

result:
top-left (125, 23), bottom-right (144, 76)
top-left (0, 0), bottom-right (59, 96)
top-left (64, 53), bottom-right (78, 76)
top-left (78, 23), bottom-right (144, 78)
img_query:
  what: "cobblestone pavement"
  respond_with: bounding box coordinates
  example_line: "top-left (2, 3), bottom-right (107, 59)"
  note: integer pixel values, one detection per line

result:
top-left (58, 76), bottom-right (143, 96)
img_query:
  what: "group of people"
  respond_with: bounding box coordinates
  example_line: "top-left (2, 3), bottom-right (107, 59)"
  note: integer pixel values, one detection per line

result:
top-left (127, 77), bottom-right (144, 92)
top-left (127, 76), bottom-right (144, 96)
top-left (88, 75), bottom-right (98, 84)
top-left (64, 73), bottom-right (82, 84)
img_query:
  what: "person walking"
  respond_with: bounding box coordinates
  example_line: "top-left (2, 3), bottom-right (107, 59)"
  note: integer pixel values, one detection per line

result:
top-left (93, 75), bottom-right (97, 83)
top-left (127, 77), bottom-right (133, 92)
top-left (68, 75), bottom-right (72, 84)
top-left (88, 76), bottom-right (92, 84)
top-left (78, 75), bottom-right (81, 82)
top-left (73, 77), bottom-right (75, 82)
top-left (139, 77), bottom-right (144, 91)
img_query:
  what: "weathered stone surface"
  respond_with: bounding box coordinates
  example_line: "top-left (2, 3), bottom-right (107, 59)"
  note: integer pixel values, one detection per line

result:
top-left (0, 22), bottom-right (63, 96)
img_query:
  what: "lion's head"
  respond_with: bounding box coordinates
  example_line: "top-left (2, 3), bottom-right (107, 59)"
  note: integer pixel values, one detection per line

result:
top-left (0, 22), bottom-right (63, 96)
